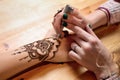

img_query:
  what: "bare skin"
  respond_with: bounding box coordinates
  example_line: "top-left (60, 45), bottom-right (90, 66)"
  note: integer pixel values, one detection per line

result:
top-left (0, 5), bottom-right (119, 80)
top-left (52, 6), bottom-right (119, 79)
top-left (0, 30), bottom-right (73, 79)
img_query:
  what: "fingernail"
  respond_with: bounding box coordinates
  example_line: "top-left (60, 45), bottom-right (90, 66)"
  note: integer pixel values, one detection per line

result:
top-left (63, 13), bottom-right (68, 19)
top-left (62, 21), bottom-right (67, 27)
top-left (87, 24), bottom-right (92, 29)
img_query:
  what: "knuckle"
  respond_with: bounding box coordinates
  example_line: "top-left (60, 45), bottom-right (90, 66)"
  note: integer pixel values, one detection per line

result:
top-left (74, 26), bottom-right (80, 32)
top-left (83, 44), bottom-right (91, 51)
top-left (89, 38), bottom-right (97, 45)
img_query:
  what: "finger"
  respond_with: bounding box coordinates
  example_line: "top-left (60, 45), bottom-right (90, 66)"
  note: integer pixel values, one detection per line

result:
top-left (67, 7), bottom-right (82, 19)
top-left (86, 25), bottom-right (98, 38)
top-left (70, 26), bottom-right (92, 41)
top-left (70, 26), bottom-right (99, 46)
top-left (62, 13), bottom-right (86, 29)
top-left (69, 50), bottom-right (82, 63)
top-left (52, 12), bottom-right (64, 34)
top-left (71, 38), bottom-right (96, 64)
top-left (71, 36), bottom-right (87, 47)
top-left (53, 6), bottom-right (75, 34)
top-left (71, 42), bottom-right (85, 56)
top-left (54, 8), bottom-right (63, 17)
top-left (62, 21), bottom-right (74, 29)
top-left (70, 8), bottom-right (88, 24)
top-left (69, 50), bottom-right (87, 66)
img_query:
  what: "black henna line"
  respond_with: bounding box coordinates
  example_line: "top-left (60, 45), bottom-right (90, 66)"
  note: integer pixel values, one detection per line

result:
top-left (47, 38), bottom-right (61, 60)
top-left (24, 39), bottom-right (55, 62)
top-left (19, 56), bottom-right (29, 61)
top-left (12, 37), bottom-right (61, 62)
top-left (12, 47), bottom-right (26, 55)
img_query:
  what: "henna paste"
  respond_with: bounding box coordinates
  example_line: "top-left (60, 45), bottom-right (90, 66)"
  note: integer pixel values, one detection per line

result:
top-left (12, 37), bottom-right (61, 62)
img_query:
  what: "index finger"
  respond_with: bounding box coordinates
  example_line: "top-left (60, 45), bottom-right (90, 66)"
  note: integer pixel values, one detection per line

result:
top-left (52, 12), bottom-right (63, 34)
top-left (69, 26), bottom-right (91, 41)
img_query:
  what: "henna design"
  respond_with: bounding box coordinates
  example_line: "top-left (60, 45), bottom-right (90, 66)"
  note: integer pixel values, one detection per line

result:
top-left (12, 37), bottom-right (61, 62)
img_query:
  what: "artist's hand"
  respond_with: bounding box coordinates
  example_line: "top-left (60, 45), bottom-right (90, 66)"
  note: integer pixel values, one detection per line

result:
top-left (68, 25), bottom-right (118, 79)
top-left (52, 6), bottom-right (118, 79)
top-left (52, 6), bottom-right (88, 34)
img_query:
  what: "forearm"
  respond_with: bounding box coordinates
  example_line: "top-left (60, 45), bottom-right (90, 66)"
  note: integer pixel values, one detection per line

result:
top-left (0, 47), bottom-right (40, 79)
top-left (85, 10), bottom-right (107, 29)
top-left (0, 39), bottom-right (50, 79)
top-left (85, 0), bottom-right (120, 29)
top-left (0, 30), bottom-right (72, 79)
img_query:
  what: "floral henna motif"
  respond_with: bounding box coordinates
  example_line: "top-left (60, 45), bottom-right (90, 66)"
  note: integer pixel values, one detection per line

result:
top-left (12, 37), bottom-right (61, 62)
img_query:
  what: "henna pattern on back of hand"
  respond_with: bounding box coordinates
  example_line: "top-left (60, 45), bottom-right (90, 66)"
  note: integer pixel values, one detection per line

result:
top-left (12, 37), bottom-right (61, 62)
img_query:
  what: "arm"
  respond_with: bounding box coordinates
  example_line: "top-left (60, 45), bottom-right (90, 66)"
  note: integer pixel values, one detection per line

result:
top-left (53, 0), bottom-right (120, 33)
top-left (86, 0), bottom-right (120, 29)
top-left (85, 10), bottom-right (108, 29)
top-left (52, 0), bottom-right (120, 80)
top-left (0, 30), bottom-right (73, 79)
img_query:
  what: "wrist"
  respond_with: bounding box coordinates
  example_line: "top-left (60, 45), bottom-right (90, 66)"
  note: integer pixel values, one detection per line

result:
top-left (100, 73), bottom-right (120, 80)
top-left (85, 10), bottom-right (107, 29)
top-left (95, 63), bottom-right (119, 80)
